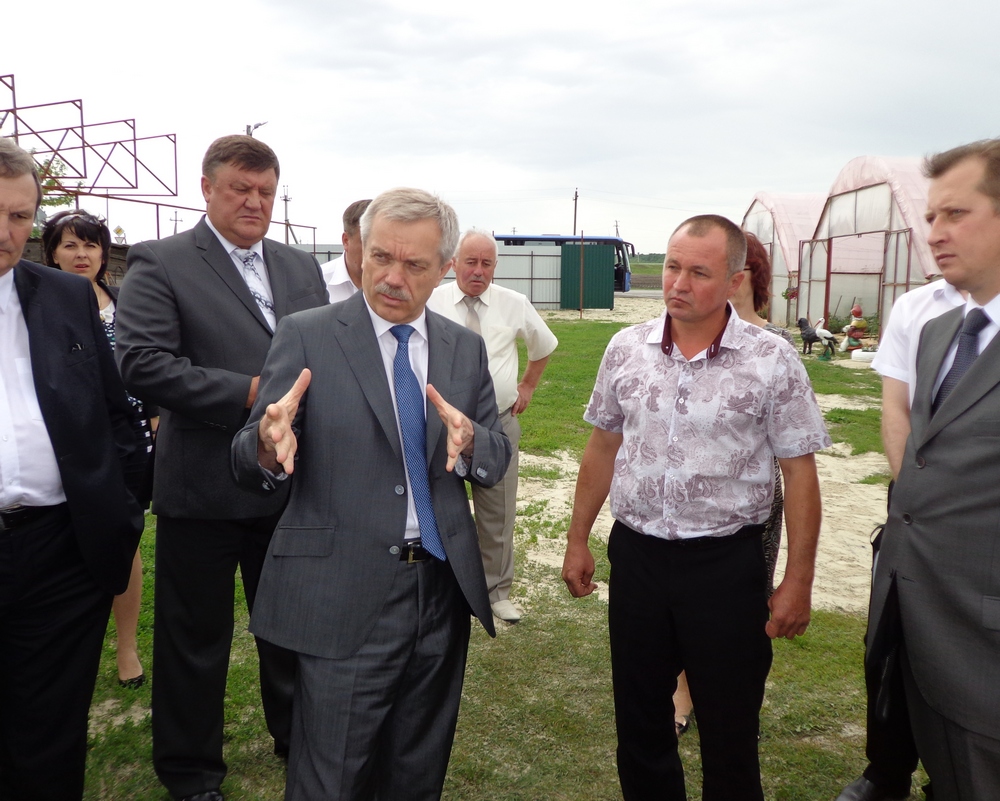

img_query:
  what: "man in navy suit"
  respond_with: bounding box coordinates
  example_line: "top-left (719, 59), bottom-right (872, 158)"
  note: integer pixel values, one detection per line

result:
top-left (0, 137), bottom-right (145, 800)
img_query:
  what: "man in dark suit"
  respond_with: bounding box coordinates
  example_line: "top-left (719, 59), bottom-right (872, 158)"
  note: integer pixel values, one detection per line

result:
top-left (231, 187), bottom-right (511, 800)
top-left (115, 135), bottom-right (328, 801)
top-left (867, 138), bottom-right (1000, 800)
top-left (0, 138), bottom-right (144, 800)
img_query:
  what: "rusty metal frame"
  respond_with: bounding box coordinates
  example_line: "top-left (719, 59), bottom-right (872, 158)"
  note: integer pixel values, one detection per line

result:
top-left (1, 74), bottom-right (315, 247)
top-left (1, 73), bottom-right (178, 197)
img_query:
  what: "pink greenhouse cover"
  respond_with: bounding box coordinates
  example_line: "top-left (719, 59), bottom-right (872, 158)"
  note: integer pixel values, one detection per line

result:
top-left (827, 156), bottom-right (937, 280)
top-left (746, 192), bottom-right (826, 276)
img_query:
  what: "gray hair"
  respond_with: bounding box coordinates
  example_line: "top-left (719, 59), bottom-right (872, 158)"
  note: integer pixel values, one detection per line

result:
top-left (0, 137), bottom-right (43, 209)
top-left (458, 228), bottom-right (498, 261)
top-left (360, 187), bottom-right (459, 266)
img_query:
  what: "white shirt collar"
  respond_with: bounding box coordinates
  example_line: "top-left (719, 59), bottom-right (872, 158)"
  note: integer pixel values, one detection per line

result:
top-left (363, 295), bottom-right (429, 344)
top-left (966, 291), bottom-right (1000, 325)
top-left (932, 279), bottom-right (964, 305)
top-left (204, 215), bottom-right (264, 259)
top-left (0, 268), bottom-right (14, 313)
top-left (451, 280), bottom-right (491, 308)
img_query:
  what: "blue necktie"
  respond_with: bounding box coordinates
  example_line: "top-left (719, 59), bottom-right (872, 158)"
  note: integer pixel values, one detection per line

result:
top-left (933, 308), bottom-right (990, 414)
top-left (390, 325), bottom-right (446, 561)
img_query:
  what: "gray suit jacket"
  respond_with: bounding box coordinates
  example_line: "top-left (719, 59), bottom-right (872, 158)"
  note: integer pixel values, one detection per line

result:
top-left (231, 293), bottom-right (510, 658)
top-left (115, 217), bottom-right (328, 519)
top-left (868, 305), bottom-right (1000, 739)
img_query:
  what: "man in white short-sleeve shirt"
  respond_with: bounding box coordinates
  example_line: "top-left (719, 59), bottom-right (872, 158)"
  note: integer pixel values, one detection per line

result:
top-left (428, 229), bottom-right (558, 622)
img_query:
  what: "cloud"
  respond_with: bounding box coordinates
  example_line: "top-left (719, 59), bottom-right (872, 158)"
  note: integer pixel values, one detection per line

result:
top-left (4, 0), bottom-right (1000, 249)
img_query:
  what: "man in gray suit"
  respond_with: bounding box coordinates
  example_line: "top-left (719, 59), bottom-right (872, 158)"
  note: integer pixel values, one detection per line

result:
top-left (232, 187), bottom-right (510, 800)
top-left (115, 135), bottom-right (328, 801)
top-left (867, 138), bottom-right (1000, 800)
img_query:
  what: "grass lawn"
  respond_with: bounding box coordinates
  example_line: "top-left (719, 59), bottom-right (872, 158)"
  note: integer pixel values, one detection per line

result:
top-left (84, 317), bottom-right (909, 799)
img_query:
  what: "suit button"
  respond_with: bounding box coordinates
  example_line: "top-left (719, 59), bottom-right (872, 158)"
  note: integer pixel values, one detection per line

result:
top-left (389, 545), bottom-right (401, 555)
top-left (395, 485), bottom-right (405, 495)
top-left (916, 456), bottom-right (926, 468)
top-left (902, 514), bottom-right (913, 525)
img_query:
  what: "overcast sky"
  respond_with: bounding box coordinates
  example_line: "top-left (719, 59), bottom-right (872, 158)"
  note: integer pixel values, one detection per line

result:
top-left (4, 0), bottom-right (999, 252)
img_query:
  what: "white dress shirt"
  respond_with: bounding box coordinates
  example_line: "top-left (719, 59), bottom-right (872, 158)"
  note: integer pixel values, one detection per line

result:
top-left (0, 268), bottom-right (66, 507)
top-left (322, 255), bottom-right (360, 305)
top-left (204, 216), bottom-right (276, 329)
top-left (427, 281), bottom-right (558, 412)
top-left (872, 279), bottom-right (965, 406)
top-left (365, 300), bottom-right (431, 541)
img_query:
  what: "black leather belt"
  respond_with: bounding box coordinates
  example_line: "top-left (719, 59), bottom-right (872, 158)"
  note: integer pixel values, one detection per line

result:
top-left (399, 542), bottom-right (434, 563)
top-left (666, 523), bottom-right (767, 548)
top-left (0, 504), bottom-right (59, 533)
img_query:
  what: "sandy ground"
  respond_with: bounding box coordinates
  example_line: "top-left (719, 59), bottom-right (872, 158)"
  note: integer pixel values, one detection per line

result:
top-left (521, 296), bottom-right (888, 614)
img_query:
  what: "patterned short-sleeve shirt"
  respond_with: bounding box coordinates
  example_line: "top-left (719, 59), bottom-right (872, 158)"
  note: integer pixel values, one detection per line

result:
top-left (585, 309), bottom-right (831, 540)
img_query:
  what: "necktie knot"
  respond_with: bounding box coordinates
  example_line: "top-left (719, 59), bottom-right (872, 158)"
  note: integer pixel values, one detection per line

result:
top-left (234, 248), bottom-right (255, 267)
top-left (390, 324), bottom-right (414, 346)
top-left (462, 296), bottom-right (482, 335)
top-left (962, 308), bottom-right (989, 336)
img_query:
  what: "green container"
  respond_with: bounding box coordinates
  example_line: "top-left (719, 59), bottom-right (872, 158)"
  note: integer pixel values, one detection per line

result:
top-left (560, 244), bottom-right (615, 310)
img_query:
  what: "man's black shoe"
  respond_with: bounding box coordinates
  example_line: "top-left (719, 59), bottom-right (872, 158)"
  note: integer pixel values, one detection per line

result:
top-left (179, 792), bottom-right (224, 801)
top-left (836, 776), bottom-right (909, 801)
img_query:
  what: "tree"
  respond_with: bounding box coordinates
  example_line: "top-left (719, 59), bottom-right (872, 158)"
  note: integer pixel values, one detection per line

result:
top-left (32, 156), bottom-right (77, 236)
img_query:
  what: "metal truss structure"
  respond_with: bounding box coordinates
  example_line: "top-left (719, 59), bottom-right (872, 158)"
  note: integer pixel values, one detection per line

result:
top-left (1, 74), bottom-right (315, 245)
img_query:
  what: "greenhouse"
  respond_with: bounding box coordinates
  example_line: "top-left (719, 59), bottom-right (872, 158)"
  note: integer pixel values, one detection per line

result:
top-left (797, 156), bottom-right (937, 335)
top-left (741, 192), bottom-right (825, 326)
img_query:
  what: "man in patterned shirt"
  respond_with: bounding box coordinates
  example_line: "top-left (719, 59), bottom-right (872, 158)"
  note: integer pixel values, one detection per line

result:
top-left (562, 214), bottom-right (829, 801)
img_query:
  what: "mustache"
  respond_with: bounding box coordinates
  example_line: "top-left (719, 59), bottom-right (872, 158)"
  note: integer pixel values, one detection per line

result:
top-left (373, 282), bottom-right (411, 301)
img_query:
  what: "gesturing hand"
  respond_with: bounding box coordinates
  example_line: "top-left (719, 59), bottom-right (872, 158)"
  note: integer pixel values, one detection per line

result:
top-left (257, 368), bottom-right (311, 474)
top-left (426, 383), bottom-right (473, 472)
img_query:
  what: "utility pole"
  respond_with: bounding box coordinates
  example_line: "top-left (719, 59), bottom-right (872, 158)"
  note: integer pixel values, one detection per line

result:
top-left (281, 186), bottom-right (298, 245)
top-left (170, 211), bottom-right (183, 235)
top-left (615, 219), bottom-right (620, 237)
top-left (572, 188), bottom-right (579, 236)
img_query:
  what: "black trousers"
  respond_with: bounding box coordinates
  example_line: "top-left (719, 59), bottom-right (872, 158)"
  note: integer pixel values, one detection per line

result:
top-left (608, 521), bottom-right (772, 801)
top-left (152, 515), bottom-right (297, 798)
top-left (863, 490), bottom-right (920, 795)
top-left (0, 506), bottom-right (113, 801)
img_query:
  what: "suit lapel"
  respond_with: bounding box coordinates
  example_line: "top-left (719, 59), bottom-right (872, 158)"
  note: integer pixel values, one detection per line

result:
top-left (916, 306), bottom-right (1000, 445)
top-left (910, 308), bottom-right (959, 445)
top-left (262, 239), bottom-right (290, 320)
top-left (12, 259), bottom-right (40, 318)
top-left (337, 295), bottom-right (403, 462)
top-left (194, 219), bottom-right (272, 335)
top-left (14, 262), bottom-right (57, 413)
top-left (425, 311), bottom-right (456, 464)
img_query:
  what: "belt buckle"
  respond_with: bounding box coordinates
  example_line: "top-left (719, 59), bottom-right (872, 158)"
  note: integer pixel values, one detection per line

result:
top-left (406, 543), bottom-right (427, 564)
top-left (0, 505), bottom-right (22, 533)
